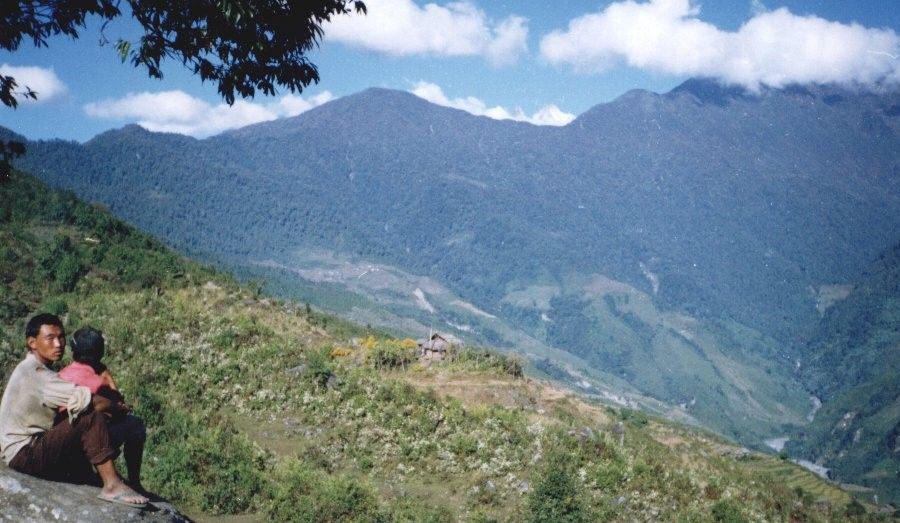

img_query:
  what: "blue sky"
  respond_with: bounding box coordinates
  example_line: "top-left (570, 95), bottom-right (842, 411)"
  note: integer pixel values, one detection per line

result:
top-left (2, 0), bottom-right (899, 142)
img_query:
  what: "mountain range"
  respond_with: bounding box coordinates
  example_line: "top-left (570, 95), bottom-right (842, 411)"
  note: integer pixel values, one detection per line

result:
top-left (6, 77), bottom-right (900, 501)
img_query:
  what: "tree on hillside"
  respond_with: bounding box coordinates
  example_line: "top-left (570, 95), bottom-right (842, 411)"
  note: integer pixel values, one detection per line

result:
top-left (0, 0), bottom-right (366, 181)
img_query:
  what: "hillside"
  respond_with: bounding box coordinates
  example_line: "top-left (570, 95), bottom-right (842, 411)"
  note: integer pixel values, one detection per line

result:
top-left (1, 170), bottom-right (889, 521)
top-left (788, 242), bottom-right (900, 505)
top-left (11, 79), bottom-right (900, 451)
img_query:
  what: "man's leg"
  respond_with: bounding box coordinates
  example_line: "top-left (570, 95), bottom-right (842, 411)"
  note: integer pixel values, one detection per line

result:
top-left (108, 414), bottom-right (146, 490)
top-left (9, 411), bottom-right (147, 505)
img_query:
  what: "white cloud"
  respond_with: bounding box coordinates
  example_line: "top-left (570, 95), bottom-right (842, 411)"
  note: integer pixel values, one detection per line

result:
top-left (0, 64), bottom-right (67, 104)
top-left (410, 81), bottom-right (575, 126)
top-left (539, 0), bottom-right (900, 91)
top-left (324, 0), bottom-right (528, 66)
top-left (84, 90), bottom-right (335, 137)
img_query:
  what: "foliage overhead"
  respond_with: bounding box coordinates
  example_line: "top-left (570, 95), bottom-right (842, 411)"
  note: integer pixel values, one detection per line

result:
top-left (1, 0), bottom-right (365, 106)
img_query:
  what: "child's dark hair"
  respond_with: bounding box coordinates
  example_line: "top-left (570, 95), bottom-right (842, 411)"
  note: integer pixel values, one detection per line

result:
top-left (71, 326), bottom-right (105, 367)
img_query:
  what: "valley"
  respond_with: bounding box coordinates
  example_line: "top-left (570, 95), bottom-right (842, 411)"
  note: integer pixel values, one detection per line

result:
top-left (5, 77), bottom-right (900, 505)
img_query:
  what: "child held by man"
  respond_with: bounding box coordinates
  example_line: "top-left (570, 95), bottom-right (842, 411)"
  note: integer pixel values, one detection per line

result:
top-left (58, 327), bottom-right (146, 493)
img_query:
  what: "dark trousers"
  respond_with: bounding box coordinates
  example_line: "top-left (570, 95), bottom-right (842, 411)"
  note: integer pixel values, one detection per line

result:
top-left (8, 410), bottom-right (118, 484)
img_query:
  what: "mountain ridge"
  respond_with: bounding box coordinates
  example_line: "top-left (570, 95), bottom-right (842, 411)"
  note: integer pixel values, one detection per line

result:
top-left (7, 78), bottom-right (900, 465)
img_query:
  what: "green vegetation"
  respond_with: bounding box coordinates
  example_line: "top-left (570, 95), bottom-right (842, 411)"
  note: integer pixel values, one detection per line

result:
top-left (12, 81), bottom-right (900, 461)
top-left (787, 243), bottom-right (900, 505)
top-left (0, 170), bottom-right (889, 521)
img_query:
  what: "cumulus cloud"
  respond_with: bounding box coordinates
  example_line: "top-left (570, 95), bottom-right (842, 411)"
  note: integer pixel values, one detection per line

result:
top-left (0, 64), bottom-right (67, 104)
top-left (410, 81), bottom-right (575, 126)
top-left (84, 90), bottom-right (335, 137)
top-left (324, 0), bottom-right (528, 66)
top-left (539, 0), bottom-right (900, 91)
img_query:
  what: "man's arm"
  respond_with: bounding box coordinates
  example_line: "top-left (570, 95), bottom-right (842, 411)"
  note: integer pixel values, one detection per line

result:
top-left (91, 394), bottom-right (128, 417)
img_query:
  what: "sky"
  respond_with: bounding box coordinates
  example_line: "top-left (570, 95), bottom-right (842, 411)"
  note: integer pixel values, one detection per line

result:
top-left (1, 0), bottom-right (899, 142)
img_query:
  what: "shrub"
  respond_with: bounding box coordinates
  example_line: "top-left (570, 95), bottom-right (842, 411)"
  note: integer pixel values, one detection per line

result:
top-left (331, 346), bottom-right (354, 358)
top-left (388, 499), bottom-right (455, 523)
top-left (845, 498), bottom-right (866, 516)
top-left (710, 499), bottom-right (747, 523)
top-left (267, 461), bottom-right (382, 523)
top-left (305, 346), bottom-right (335, 388)
top-left (526, 448), bottom-right (594, 523)
top-left (54, 254), bottom-right (81, 292)
top-left (140, 406), bottom-right (269, 514)
top-left (369, 340), bottom-right (415, 369)
top-left (40, 296), bottom-right (68, 316)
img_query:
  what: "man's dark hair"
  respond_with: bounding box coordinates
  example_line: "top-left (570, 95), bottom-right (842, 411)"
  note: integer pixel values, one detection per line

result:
top-left (25, 313), bottom-right (64, 339)
top-left (71, 327), bottom-right (105, 366)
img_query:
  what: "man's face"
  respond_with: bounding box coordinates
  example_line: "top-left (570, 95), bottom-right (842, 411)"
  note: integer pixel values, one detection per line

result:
top-left (27, 324), bottom-right (66, 366)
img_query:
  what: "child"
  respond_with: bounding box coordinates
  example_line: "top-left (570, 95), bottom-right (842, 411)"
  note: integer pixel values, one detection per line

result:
top-left (60, 327), bottom-right (126, 414)
top-left (59, 327), bottom-right (146, 493)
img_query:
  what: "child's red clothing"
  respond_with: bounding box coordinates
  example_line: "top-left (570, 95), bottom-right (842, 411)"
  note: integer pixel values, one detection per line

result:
top-left (58, 361), bottom-right (112, 394)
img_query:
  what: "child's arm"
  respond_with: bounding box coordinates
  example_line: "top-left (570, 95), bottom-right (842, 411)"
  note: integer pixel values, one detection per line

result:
top-left (99, 367), bottom-right (119, 392)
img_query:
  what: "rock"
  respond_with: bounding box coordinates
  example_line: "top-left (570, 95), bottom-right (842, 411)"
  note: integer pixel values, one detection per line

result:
top-left (284, 364), bottom-right (306, 377)
top-left (326, 374), bottom-right (340, 390)
top-left (515, 480), bottom-right (530, 495)
top-left (577, 426), bottom-right (595, 442)
top-left (0, 465), bottom-right (191, 522)
top-left (613, 422), bottom-right (625, 446)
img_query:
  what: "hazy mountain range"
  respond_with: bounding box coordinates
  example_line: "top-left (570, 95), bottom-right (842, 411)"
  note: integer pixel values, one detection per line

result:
top-left (6, 78), bottom-right (900, 500)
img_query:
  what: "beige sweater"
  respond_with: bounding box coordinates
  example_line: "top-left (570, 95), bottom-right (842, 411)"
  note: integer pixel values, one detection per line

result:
top-left (0, 352), bottom-right (92, 464)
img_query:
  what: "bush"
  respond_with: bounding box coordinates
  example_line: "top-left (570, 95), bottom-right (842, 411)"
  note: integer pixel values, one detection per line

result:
top-left (710, 499), bottom-right (747, 523)
top-left (305, 346), bottom-right (335, 388)
top-left (387, 499), bottom-right (455, 523)
top-left (267, 461), bottom-right (383, 523)
top-left (40, 296), bottom-right (68, 316)
top-left (369, 340), bottom-right (415, 369)
top-left (140, 407), bottom-right (269, 514)
top-left (845, 498), bottom-right (866, 516)
top-left (526, 448), bottom-right (594, 523)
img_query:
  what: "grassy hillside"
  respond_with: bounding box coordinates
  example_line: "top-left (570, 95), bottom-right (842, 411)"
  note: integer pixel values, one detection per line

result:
top-left (0, 171), bottom-right (890, 521)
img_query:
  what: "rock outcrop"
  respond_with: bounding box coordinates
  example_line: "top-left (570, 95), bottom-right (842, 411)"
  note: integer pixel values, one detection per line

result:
top-left (0, 465), bottom-right (190, 522)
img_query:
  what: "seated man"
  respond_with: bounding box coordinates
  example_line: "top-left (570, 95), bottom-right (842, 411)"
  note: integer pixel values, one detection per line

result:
top-left (0, 313), bottom-right (148, 508)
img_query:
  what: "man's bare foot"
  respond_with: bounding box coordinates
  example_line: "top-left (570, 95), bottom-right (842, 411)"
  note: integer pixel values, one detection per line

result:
top-left (126, 480), bottom-right (149, 497)
top-left (99, 480), bottom-right (148, 507)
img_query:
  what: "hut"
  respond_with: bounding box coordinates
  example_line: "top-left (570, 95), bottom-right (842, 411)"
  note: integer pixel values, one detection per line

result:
top-left (417, 333), bottom-right (454, 361)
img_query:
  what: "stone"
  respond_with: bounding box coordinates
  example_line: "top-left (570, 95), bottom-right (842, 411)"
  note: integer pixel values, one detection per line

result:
top-left (284, 364), bottom-right (306, 377)
top-left (0, 465), bottom-right (190, 523)
top-left (326, 374), bottom-right (341, 390)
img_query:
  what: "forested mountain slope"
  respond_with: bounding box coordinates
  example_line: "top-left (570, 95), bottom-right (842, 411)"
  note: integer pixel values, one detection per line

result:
top-left (0, 170), bottom-right (889, 521)
top-left (7, 79), bottom-right (900, 452)
top-left (789, 242), bottom-right (900, 504)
